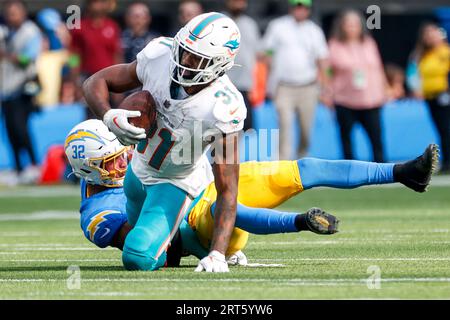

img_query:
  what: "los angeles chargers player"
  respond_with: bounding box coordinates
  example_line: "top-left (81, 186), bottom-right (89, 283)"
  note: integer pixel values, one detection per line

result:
top-left (65, 119), bottom-right (340, 266)
top-left (65, 120), bottom-right (438, 268)
top-left (84, 13), bottom-right (250, 272)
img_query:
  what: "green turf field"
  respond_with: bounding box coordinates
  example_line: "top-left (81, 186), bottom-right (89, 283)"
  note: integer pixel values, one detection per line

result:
top-left (0, 183), bottom-right (449, 299)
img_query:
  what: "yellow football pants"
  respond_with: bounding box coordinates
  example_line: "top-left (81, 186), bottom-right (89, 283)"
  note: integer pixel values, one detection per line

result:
top-left (188, 160), bottom-right (303, 256)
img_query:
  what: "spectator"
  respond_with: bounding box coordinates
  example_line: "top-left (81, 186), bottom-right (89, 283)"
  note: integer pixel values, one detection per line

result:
top-left (224, 0), bottom-right (261, 131)
top-left (385, 63), bottom-right (406, 101)
top-left (178, 0), bottom-right (204, 27)
top-left (70, 0), bottom-right (123, 115)
top-left (35, 8), bottom-right (71, 107)
top-left (0, 0), bottom-right (42, 184)
top-left (413, 23), bottom-right (450, 172)
top-left (122, 2), bottom-right (159, 64)
top-left (263, 0), bottom-right (329, 159)
top-left (328, 9), bottom-right (388, 163)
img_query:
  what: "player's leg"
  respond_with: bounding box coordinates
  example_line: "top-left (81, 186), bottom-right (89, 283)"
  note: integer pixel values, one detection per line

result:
top-left (178, 218), bottom-right (209, 260)
top-left (237, 160), bottom-right (304, 208)
top-left (122, 183), bottom-right (193, 271)
top-left (123, 164), bottom-right (147, 227)
top-left (184, 183), bottom-right (250, 259)
top-left (298, 157), bottom-right (395, 189)
top-left (211, 202), bottom-right (338, 235)
top-left (298, 143), bottom-right (438, 192)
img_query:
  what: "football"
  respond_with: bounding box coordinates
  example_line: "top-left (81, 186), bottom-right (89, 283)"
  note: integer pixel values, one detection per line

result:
top-left (118, 90), bottom-right (157, 135)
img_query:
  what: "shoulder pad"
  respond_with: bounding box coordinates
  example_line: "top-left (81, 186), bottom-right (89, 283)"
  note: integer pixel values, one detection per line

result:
top-left (213, 92), bottom-right (247, 134)
top-left (138, 37), bottom-right (174, 60)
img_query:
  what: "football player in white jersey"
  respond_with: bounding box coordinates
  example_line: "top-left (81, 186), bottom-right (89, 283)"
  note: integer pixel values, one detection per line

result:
top-left (83, 13), bottom-right (246, 272)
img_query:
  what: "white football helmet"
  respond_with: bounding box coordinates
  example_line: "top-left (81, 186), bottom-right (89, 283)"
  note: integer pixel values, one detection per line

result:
top-left (64, 119), bottom-right (129, 187)
top-left (170, 12), bottom-right (241, 86)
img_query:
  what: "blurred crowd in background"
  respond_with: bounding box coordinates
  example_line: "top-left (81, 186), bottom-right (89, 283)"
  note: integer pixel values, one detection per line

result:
top-left (0, 0), bottom-right (450, 185)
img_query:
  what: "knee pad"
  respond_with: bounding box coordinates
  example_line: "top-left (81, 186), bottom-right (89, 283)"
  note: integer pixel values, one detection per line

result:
top-left (122, 227), bottom-right (161, 271)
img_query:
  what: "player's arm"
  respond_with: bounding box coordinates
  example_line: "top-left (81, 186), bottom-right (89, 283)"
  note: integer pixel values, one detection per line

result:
top-left (82, 61), bottom-right (146, 145)
top-left (211, 136), bottom-right (239, 254)
top-left (196, 132), bottom-right (240, 272)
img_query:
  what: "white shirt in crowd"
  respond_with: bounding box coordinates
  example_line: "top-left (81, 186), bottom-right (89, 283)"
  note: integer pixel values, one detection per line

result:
top-left (263, 15), bottom-right (329, 93)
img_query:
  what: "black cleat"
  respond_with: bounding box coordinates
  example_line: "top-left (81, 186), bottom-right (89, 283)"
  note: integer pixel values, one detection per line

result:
top-left (393, 144), bottom-right (439, 193)
top-left (305, 207), bottom-right (339, 235)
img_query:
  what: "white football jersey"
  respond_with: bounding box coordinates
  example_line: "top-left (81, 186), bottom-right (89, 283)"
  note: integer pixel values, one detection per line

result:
top-left (131, 37), bottom-right (247, 197)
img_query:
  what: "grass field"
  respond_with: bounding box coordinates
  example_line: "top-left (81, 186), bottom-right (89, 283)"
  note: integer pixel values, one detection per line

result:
top-left (0, 182), bottom-right (450, 299)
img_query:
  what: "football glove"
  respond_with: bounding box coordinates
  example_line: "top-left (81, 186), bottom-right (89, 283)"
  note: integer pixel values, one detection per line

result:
top-left (195, 250), bottom-right (229, 273)
top-left (103, 109), bottom-right (146, 146)
top-left (226, 250), bottom-right (248, 266)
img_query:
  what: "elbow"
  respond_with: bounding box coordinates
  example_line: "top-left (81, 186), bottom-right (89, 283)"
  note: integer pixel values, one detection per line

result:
top-left (81, 76), bottom-right (91, 96)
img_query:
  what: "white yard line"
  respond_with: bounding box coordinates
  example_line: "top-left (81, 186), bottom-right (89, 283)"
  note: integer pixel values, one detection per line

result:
top-left (15, 248), bottom-right (98, 251)
top-left (0, 211), bottom-right (78, 221)
top-left (254, 257), bottom-right (450, 262)
top-left (1, 277), bottom-right (450, 284)
top-left (248, 240), bottom-right (450, 246)
top-left (0, 243), bottom-right (88, 247)
top-left (0, 232), bottom-right (80, 237)
top-left (0, 186), bottom-right (79, 198)
top-left (0, 259), bottom-right (120, 262)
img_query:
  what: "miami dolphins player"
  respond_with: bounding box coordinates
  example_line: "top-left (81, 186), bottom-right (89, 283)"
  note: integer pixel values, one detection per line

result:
top-left (83, 13), bottom-right (248, 272)
top-left (65, 120), bottom-right (438, 268)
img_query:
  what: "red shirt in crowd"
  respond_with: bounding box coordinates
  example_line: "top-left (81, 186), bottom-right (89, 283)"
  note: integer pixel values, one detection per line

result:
top-left (71, 17), bottom-right (122, 75)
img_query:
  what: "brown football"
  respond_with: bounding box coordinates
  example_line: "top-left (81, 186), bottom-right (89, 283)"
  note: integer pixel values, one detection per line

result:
top-left (118, 90), bottom-right (157, 135)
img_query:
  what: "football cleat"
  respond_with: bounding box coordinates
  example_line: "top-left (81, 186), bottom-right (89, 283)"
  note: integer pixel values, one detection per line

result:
top-left (394, 143), bottom-right (439, 193)
top-left (305, 207), bottom-right (339, 235)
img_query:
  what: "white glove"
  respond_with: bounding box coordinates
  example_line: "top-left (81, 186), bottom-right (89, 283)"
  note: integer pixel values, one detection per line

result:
top-left (103, 109), bottom-right (146, 146)
top-left (226, 250), bottom-right (248, 266)
top-left (195, 250), bottom-right (229, 273)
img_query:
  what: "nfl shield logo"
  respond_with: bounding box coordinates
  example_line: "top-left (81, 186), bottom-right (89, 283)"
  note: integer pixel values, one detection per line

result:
top-left (164, 100), bottom-right (171, 109)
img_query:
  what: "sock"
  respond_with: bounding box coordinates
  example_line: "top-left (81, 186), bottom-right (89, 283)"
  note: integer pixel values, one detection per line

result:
top-left (211, 203), bottom-right (299, 234)
top-left (297, 158), bottom-right (395, 190)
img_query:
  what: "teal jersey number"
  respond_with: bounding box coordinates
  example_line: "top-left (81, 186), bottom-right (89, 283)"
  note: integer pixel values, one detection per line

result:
top-left (149, 128), bottom-right (175, 170)
top-left (137, 125), bottom-right (175, 171)
top-left (215, 86), bottom-right (238, 105)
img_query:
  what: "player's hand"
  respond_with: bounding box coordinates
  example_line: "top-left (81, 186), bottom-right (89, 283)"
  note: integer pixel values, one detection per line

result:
top-left (226, 250), bottom-right (248, 266)
top-left (195, 250), bottom-right (229, 273)
top-left (103, 109), bottom-right (146, 146)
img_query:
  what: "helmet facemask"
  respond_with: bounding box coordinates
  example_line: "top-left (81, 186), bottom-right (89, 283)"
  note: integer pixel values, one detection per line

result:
top-left (83, 147), bottom-right (129, 187)
top-left (170, 33), bottom-right (233, 87)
